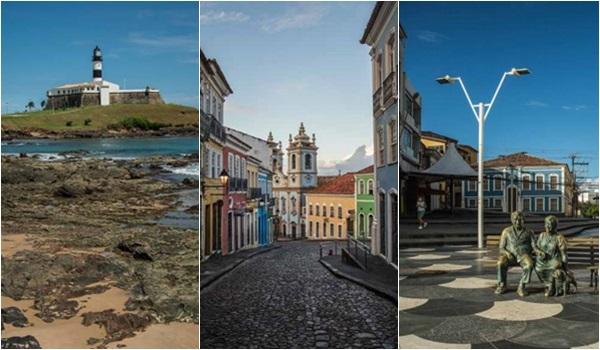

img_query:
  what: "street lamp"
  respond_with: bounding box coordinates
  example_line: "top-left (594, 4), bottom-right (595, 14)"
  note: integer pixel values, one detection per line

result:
top-left (436, 67), bottom-right (530, 248)
top-left (219, 169), bottom-right (229, 186)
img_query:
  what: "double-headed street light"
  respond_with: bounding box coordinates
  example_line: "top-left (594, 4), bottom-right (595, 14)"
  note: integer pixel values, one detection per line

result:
top-left (436, 67), bottom-right (530, 248)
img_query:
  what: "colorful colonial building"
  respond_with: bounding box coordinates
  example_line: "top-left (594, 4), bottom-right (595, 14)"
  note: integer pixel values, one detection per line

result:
top-left (462, 152), bottom-right (575, 216)
top-left (354, 166), bottom-right (374, 240)
top-left (222, 133), bottom-right (251, 254)
top-left (361, 1), bottom-right (399, 267)
top-left (200, 49), bottom-right (232, 260)
top-left (306, 172), bottom-right (357, 240)
top-left (226, 127), bottom-right (276, 248)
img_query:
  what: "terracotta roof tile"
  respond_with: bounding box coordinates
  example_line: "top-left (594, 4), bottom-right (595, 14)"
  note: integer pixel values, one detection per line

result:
top-left (354, 165), bottom-right (374, 174)
top-left (483, 152), bottom-right (564, 168)
top-left (310, 173), bottom-right (356, 195)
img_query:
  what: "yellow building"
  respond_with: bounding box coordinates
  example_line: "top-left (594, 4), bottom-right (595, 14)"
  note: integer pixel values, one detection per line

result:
top-left (305, 172), bottom-right (356, 240)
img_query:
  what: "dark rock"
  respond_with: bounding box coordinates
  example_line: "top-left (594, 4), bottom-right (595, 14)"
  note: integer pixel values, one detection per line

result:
top-left (2, 307), bottom-right (29, 327)
top-left (181, 178), bottom-right (198, 187)
top-left (19, 153), bottom-right (28, 158)
top-left (33, 297), bottom-right (80, 322)
top-left (81, 309), bottom-right (151, 342)
top-left (185, 205), bottom-right (199, 214)
top-left (1, 335), bottom-right (41, 349)
top-left (87, 338), bottom-right (101, 345)
top-left (116, 241), bottom-right (153, 261)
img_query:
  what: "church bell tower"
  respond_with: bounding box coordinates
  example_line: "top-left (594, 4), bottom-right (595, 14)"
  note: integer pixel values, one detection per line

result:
top-left (92, 46), bottom-right (103, 83)
top-left (287, 122), bottom-right (318, 188)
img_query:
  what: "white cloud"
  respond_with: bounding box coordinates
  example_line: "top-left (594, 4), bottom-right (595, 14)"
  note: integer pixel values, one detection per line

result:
top-left (562, 105), bottom-right (587, 111)
top-left (127, 33), bottom-right (198, 53)
top-left (526, 100), bottom-right (548, 107)
top-left (318, 145), bottom-right (373, 176)
top-left (261, 5), bottom-right (328, 33)
top-left (416, 30), bottom-right (448, 43)
top-left (200, 10), bottom-right (249, 25)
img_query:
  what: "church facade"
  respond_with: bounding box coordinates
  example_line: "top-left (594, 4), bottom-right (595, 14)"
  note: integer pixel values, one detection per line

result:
top-left (45, 46), bottom-right (163, 110)
top-left (270, 123), bottom-right (318, 239)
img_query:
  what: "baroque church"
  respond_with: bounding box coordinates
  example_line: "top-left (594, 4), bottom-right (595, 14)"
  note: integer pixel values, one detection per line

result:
top-left (269, 123), bottom-right (318, 239)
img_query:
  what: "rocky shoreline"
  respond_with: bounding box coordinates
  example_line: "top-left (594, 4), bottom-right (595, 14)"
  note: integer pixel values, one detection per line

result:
top-left (1, 155), bottom-right (199, 348)
top-left (1, 125), bottom-right (198, 141)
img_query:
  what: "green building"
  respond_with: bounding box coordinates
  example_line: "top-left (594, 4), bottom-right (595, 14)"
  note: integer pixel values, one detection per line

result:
top-left (354, 166), bottom-right (374, 240)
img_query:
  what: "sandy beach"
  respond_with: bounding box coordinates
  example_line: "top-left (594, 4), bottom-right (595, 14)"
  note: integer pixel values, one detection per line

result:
top-left (1, 155), bottom-right (199, 348)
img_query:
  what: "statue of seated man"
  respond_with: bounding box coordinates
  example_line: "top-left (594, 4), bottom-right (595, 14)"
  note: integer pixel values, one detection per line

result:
top-left (495, 211), bottom-right (543, 296)
top-left (535, 215), bottom-right (569, 296)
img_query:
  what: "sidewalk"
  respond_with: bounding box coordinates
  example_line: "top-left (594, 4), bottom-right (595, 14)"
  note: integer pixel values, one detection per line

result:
top-left (320, 253), bottom-right (397, 303)
top-left (200, 244), bottom-right (280, 290)
top-left (399, 245), bottom-right (598, 348)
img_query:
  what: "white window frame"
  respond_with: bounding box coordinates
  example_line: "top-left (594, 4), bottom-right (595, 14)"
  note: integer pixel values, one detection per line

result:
top-left (535, 175), bottom-right (544, 191)
top-left (550, 197), bottom-right (559, 212)
top-left (523, 198), bottom-right (531, 212)
top-left (550, 174), bottom-right (559, 191)
top-left (535, 197), bottom-right (545, 212)
top-left (468, 180), bottom-right (476, 192)
top-left (493, 175), bottom-right (502, 191)
top-left (522, 174), bottom-right (531, 190)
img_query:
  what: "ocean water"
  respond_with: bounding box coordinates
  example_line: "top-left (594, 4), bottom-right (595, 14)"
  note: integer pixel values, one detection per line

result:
top-left (2, 136), bottom-right (199, 176)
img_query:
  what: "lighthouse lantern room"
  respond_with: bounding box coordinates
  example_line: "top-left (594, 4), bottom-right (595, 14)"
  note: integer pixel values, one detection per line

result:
top-left (92, 46), bottom-right (103, 83)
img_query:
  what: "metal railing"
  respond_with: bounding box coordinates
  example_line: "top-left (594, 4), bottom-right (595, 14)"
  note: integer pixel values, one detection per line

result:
top-left (372, 87), bottom-right (382, 114)
top-left (228, 178), bottom-right (248, 192)
top-left (319, 240), bottom-right (340, 259)
top-left (346, 234), bottom-right (370, 269)
top-left (248, 187), bottom-right (262, 199)
top-left (383, 72), bottom-right (396, 106)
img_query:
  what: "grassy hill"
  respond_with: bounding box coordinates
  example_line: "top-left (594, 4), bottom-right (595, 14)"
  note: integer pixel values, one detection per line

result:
top-left (1, 104), bottom-right (198, 131)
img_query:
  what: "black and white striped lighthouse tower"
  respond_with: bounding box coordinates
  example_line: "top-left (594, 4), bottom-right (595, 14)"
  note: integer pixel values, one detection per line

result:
top-left (92, 46), bottom-right (102, 83)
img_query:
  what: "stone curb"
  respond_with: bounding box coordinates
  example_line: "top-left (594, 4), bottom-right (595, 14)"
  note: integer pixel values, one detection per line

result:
top-left (200, 244), bottom-right (281, 291)
top-left (319, 259), bottom-right (398, 304)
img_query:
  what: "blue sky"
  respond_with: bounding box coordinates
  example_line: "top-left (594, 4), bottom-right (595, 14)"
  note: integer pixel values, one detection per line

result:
top-left (200, 1), bottom-right (376, 174)
top-left (1, 1), bottom-right (198, 112)
top-left (401, 1), bottom-right (599, 178)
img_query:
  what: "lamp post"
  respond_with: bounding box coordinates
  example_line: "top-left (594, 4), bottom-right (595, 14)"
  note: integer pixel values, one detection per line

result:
top-left (436, 68), bottom-right (530, 248)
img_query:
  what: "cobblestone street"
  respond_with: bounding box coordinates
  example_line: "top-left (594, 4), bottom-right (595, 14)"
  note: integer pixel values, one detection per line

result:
top-left (200, 241), bottom-right (398, 349)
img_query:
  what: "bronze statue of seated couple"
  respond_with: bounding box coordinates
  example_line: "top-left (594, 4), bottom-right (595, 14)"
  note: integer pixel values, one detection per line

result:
top-left (495, 211), bottom-right (577, 297)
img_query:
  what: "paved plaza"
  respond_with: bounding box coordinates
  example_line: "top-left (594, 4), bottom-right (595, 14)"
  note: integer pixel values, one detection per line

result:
top-left (399, 246), bottom-right (599, 349)
top-left (200, 241), bottom-right (397, 349)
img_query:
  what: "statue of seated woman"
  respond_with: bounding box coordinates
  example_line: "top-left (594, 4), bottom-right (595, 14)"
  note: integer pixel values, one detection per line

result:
top-left (535, 215), bottom-right (571, 296)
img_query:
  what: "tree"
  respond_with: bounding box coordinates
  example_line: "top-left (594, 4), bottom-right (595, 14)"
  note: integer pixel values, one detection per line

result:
top-left (40, 100), bottom-right (46, 109)
top-left (26, 101), bottom-right (35, 112)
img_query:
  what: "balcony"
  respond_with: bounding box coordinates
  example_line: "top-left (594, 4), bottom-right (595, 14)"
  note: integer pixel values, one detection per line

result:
top-left (200, 111), bottom-right (226, 142)
top-left (228, 177), bottom-right (248, 192)
top-left (372, 87), bottom-right (382, 114)
top-left (383, 72), bottom-right (396, 106)
top-left (248, 187), bottom-right (262, 199)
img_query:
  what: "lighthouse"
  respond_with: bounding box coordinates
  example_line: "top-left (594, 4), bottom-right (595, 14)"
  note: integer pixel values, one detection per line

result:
top-left (92, 46), bottom-right (102, 83)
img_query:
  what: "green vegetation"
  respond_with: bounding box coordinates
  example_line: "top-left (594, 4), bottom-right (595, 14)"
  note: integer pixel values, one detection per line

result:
top-left (1, 104), bottom-right (198, 131)
top-left (117, 116), bottom-right (170, 131)
top-left (580, 201), bottom-right (598, 218)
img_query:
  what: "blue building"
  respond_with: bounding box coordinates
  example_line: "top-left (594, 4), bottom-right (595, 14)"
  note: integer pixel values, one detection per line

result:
top-left (361, 1), bottom-right (399, 267)
top-left (258, 167), bottom-right (273, 245)
top-left (463, 152), bottom-right (574, 216)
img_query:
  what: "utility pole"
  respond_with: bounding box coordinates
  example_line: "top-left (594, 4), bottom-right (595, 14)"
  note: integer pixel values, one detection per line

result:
top-left (568, 153), bottom-right (589, 217)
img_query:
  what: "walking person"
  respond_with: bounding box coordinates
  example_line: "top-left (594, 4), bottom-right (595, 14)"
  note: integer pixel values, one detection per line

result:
top-left (416, 196), bottom-right (428, 229)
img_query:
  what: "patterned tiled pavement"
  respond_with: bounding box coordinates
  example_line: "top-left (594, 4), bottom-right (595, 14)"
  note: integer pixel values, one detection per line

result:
top-left (399, 246), bottom-right (599, 349)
